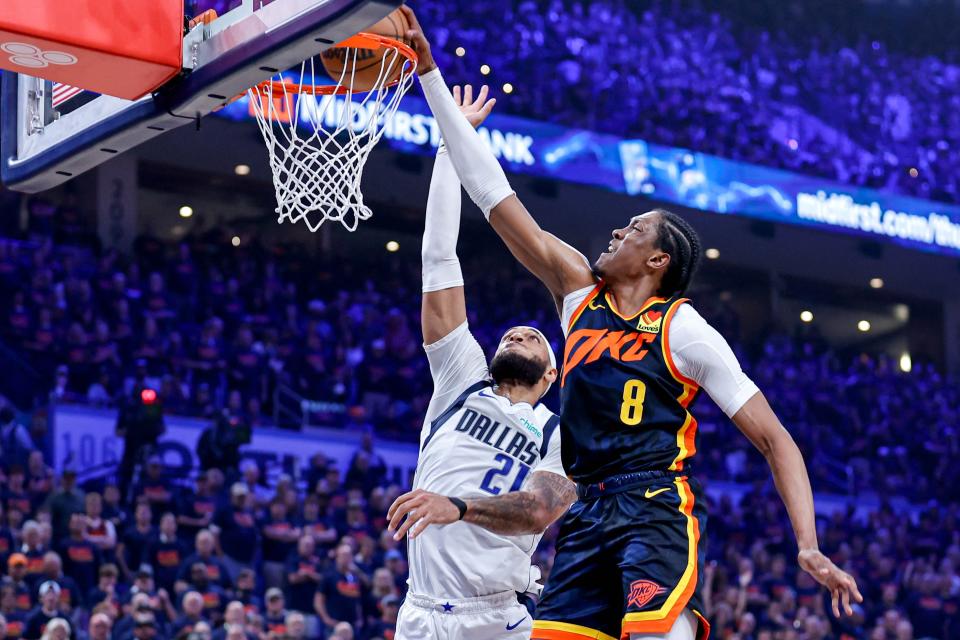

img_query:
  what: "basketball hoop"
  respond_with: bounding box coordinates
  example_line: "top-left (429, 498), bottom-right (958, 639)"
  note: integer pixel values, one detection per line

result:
top-left (247, 34), bottom-right (417, 232)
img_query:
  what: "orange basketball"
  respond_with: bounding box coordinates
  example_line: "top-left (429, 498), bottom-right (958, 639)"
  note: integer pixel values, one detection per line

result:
top-left (320, 8), bottom-right (412, 92)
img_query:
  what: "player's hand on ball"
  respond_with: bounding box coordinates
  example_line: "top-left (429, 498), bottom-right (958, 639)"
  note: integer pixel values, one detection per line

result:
top-left (387, 488), bottom-right (460, 540)
top-left (453, 85), bottom-right (496, 129)
top-left (797, 548), bottom-right (863, 617)
top-left (399, 6), bottom-right (437, 75)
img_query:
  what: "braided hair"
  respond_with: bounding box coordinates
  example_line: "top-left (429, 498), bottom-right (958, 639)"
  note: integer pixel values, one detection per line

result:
top-left (652, 208), bottom-right (702, 297)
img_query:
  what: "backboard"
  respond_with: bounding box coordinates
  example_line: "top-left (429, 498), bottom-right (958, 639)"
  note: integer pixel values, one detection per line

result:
top-left (0, 0), bottom-right (402, 193)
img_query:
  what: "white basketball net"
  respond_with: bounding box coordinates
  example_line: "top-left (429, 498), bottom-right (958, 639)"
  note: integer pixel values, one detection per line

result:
top-left (248, 40), bottom-right (417, 232)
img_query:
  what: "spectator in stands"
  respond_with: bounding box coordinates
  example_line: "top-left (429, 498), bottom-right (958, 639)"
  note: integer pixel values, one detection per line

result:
top-left (3, 467), bottom-right (31, 522)
top-left (176, 530), bottom-right (229, 595)
top-left (238, 462), bottom-right (270, 509)
top-left (285, 534), bottom-right (321, 632)
top-left (189, 621), bottom-right (213, 640)
top-left (298, 497), bottom-right (337, 552)
top-left (211, 602), bottom-right (251, 640)
top-left (37, 553), bottom-right (79, 614)
top-left (232, 569), bottom-right (261, 614)
top-left (38, 616), bottom-right (69, 640)
top-left (82, 493), bottom-right (117, 560)
top-left (176, 476), bottom-right (215, 543)
top-left (262, 588), bottom-right (287, 636)
top-left (85, 612), bottom-right (112, 640)
top-left (381, 551), bottom-right (407, 596)
top-left (43, 469), bottom-right (84, 543)
top-left (368, 594), bottom-right (399, 640)
top-left (213, 485), bottom-right (257, 584)
top-left (23, 581), bottom-right (74, 640)
top-left (3, 553), bottom-right (32, 611)
top-left (171, 591), bottom-right (206, 638)
top-left (85, 562), bottom-right (118, 611)
top-left (148, 513), bottom-right (188, 595)
top-left (117, 503), bottom-right (155, 581)
top-left (1, 581), bottom-right (29, 636)
top-left (283, 611), bottom-right (307, 640)
top-left (260, 500), bottom-right (300, 590)
top-left (59, 514), bottom-right (100, 599)
top-left (125, 566), bottom-right (171, 618)
top-left (131, 612), bottom-right (160, 640)
top-left (314, 544), bottom-right (365, 635)
top-left (329, 621), bottom-right (353, 640)
top-left (134, 457), bottom-right (176, 519)
top-left (184, 563), bottom-right (226, 624)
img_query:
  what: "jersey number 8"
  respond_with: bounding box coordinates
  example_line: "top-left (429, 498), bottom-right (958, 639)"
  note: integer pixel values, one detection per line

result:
top-left (620, 380), bottom-right (647, 426)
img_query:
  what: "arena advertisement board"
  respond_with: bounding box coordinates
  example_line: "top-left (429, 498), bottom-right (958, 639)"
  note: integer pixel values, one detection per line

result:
top-left (619, 140), bottom-right (960, 257)
top-left (217, 91), bottom-right (960, 257)
top-left (52, 404), bottom-right (420, 486)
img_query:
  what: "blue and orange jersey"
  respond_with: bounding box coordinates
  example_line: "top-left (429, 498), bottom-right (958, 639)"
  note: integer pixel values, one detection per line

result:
top-left (559, 284), bottom-right (700, 483)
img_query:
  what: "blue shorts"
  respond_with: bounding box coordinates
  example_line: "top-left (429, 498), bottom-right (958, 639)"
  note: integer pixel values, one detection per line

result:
top-left (531, 472), bottom-right (710, 640)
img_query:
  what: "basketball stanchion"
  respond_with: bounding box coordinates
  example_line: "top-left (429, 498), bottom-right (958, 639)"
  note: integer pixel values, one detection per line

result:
top-left (247, 33), bottom-right (417, 232)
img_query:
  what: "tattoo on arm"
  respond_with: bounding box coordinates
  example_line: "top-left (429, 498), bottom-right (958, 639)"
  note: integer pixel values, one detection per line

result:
top-left (463, 472), bottom-right (577, 535)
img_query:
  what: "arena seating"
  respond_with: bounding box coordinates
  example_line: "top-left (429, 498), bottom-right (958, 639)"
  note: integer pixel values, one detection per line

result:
top-left (0, 218), bottom-right (957, 638)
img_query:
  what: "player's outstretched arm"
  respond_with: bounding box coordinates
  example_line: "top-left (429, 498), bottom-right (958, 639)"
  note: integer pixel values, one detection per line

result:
top-left (401, 6), bottom-right (595, 304)
top-left (731, 393), bottom-right (864, 617)
top-left (420, 86), bottom-right (496, 344)
top-left (387, 471), bottom-right (576, 539)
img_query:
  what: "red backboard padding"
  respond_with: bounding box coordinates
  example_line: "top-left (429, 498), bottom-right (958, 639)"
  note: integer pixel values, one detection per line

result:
top-left (0, 0), bottom-right (183, 100)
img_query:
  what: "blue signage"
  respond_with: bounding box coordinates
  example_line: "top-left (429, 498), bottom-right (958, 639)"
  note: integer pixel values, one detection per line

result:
top-left (217, 92), bottom-right (960, 257)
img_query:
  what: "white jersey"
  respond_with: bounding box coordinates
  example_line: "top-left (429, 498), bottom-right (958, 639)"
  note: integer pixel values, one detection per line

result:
top-left (408, 321), bottom-right (566, 600)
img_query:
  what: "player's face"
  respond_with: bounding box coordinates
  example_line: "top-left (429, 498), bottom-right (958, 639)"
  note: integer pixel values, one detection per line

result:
top-left (490, 328), bottom-right (552, 388)
top-left (593, 210), bottom-right (665, 280)
top-left (496, 328), bottom-right (550, 369)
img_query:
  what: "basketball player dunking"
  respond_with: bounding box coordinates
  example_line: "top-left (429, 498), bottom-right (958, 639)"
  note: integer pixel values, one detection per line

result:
top-left (400, 7), bottom-right (863, 640)
top-left (385, 84), bottom-right (577, 640)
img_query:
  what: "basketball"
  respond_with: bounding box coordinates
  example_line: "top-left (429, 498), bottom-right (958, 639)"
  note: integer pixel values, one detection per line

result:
top-left (320, 8), bottom-right (412, 92)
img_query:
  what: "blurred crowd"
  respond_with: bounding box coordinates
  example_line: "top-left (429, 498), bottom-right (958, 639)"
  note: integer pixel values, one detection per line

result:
top-left (420, 0), bottom-right (960, 204)
top-left (0, 220), bottom-right (956, 635)
top-left (0, 418), bottom-right (958, 639)
top-left (191, 0), bottom-right (960, 204)
top-left (0, 227), bottom-right (956, 503)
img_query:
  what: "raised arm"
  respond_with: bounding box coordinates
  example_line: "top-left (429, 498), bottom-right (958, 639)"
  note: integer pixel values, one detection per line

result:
top-left (421, 85), bottom-right (497, 344)
top-left (669, 306), bottom-right (863, 618)
top-left (488, 197), bottom-right (596, 306)
top-left (386, 470), bottom-right (576, 539)
top-left (401, 6), bottom-right (595, 303)
top-left (420, 143), bottom-right (467, 345)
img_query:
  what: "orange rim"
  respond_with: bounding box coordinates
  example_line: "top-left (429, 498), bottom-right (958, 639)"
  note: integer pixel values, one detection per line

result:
top-left (252, 33), bottom-right (418, 96)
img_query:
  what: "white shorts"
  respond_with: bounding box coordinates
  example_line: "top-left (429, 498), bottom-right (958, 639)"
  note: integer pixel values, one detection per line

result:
top-left (396, 591), bottom-right (532, 640)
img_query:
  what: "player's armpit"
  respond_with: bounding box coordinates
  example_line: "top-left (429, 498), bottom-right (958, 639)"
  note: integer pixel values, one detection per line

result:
top-left (489, 195), bottom-right (596, 299)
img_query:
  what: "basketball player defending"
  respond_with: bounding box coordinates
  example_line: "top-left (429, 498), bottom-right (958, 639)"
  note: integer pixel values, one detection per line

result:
top-left (385, 84), bottom-right (577, 639)
top-left (400, 7), bottom-right (863, 640)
